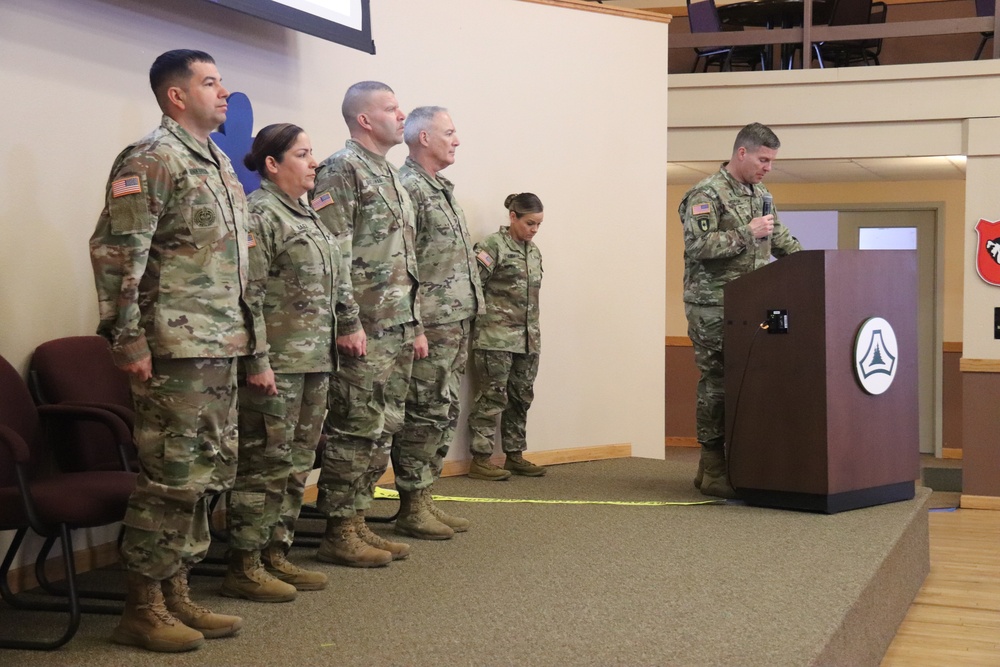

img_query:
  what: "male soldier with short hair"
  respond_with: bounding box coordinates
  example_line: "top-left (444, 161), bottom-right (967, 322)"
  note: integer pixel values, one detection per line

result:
top-left (679, 122), bottom-right (802, 498)
top-left (310, 81), bottom-right (424, 566)
top-left (394, 107), bottom-right (484, 539)
top-left (90, 49), bottom-right (254, 652)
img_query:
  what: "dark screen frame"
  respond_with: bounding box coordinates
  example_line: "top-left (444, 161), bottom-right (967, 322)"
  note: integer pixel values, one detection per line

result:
top-left (205, 0), bottom-right (374, 54)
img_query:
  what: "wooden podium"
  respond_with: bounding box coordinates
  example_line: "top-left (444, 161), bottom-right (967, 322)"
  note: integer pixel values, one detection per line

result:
top-left (723, 250), bottom-right (919, 513)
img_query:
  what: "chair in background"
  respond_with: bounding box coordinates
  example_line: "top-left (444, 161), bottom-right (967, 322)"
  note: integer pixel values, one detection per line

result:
top-left (29, 336), bottom-right (136, 473)
top-left (811, 0), bottom-right (876, 68)
top-left (975, 0), bottom-right (995, 60)
top-left (687, 0), bottom-right (768, 72)
top-left (0, 353), bottom-right (135, 650)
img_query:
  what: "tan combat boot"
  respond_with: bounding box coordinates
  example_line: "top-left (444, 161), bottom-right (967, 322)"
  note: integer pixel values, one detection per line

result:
top-left (113, 571), bottom-right (205, 652)
top-left (468, 454), bottom-right (512, 481)
top-left (700, 449), bottom-right (737, 499)
top-left (354, 510), bottom-right (411, 559)
top-left (694, 452), bottom-right (705, 490)
top-left (424, 486), bottom-right (470, 532)
top-left (395, 489), bottom-right (454, 540)
top-left (316, 516), bottom-right (393, 567)
top-left (162, 565), bottom-right (243, 638)
top-left (262, 544), bottom-right (328, 591)
top-left (504, 451), bottom-right (546, 477)
top-left (220, 549), bottom-right (297, 602)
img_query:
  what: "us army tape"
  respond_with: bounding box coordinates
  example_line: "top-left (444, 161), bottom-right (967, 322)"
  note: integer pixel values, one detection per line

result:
top-left (374, 487), bottom-right (723, 506)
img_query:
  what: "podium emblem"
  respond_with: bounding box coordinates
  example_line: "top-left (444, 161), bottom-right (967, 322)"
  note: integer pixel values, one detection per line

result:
top-left (975, 218), bottom-right (1000, 286)
top-left (854, 317), bottom-right (898, 395)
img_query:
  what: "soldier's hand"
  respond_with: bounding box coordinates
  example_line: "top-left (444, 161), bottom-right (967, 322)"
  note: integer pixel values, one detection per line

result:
top-left (120, 356), bottom-right (153, 382)
top-left (749, 215), bottom-right (775, 239)
top-left (248, 369), bottom-right (278, 396)
top-left (337, 330), bottom-right (367, 357)
top-left (414, 334), bottom-right (429, 360)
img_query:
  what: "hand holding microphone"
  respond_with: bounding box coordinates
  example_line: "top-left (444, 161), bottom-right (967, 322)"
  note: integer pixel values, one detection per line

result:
top-left (751, 193), bottom-right (775, 240)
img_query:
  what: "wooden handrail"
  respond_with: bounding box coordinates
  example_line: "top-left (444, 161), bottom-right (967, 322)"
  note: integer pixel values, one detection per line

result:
top-left (673, 0), bottom-right (1000, 67)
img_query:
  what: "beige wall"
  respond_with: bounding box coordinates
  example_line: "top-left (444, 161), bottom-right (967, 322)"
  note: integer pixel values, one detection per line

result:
top-left (0, 0), bottom-right (669, 563)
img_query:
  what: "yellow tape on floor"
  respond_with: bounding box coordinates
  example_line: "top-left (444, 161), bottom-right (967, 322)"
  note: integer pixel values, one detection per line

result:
top-left (374, 487), bottom-right (723, 506)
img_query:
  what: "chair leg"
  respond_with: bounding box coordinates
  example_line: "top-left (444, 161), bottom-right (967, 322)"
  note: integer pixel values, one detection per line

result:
top-left (975, 34), bottom-right (991, 60)
top-left (34, 533), bottom-right (125, 604)
top-left (813, 44), bottom-right (825, 69)
top-left (0, 526), bottom-right (81, 650)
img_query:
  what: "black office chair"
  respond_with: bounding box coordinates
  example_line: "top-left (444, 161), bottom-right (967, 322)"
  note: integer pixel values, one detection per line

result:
top-left (687, 0), bottom-right (767, 72)
top-left (811, 0), bottom-right (876, 68)
top-left (975, 0), bottom-right (995, 60)
top-left (0, 352), bottom-right (135, 650)
top-left (837, 1), bottom-right (887, 66)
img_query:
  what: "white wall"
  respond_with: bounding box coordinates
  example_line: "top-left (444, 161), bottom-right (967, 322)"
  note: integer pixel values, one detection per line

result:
top-left (0, 0), bottom-right (669, 566)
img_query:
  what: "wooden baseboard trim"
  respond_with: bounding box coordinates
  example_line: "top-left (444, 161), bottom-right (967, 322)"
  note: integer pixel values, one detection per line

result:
top-left (7, 538), bottom-right (121, 595)
top-left (304, 443), bottom-right (633, 503)
top-left (665, 437), bottom-right (699, 448)
top-left (959, 494), bottom-right (1000, 510)
top-left (941, 448), bottom-right (963, 460)
top-left (959, 358), bottom-right (1000, 373)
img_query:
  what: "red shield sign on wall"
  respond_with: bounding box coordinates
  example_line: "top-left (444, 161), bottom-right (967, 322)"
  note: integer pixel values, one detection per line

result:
top-left (975, 219), bottom-right (1000, 286)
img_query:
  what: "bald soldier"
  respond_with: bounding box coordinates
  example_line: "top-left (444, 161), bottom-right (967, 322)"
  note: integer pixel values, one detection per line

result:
top-left (309, 81), bottom-right (423, 567)
top-left (393, 107), bottom-right (484, 539)
top-left (679, 122), bottom-right (802, 499)
top-left (90, 49), bottom-right (254, 652)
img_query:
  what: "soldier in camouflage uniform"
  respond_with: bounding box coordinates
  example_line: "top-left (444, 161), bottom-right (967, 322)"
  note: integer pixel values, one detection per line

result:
top-left (89, 50), bottom-right (250, 652)
top-left (223, 124), bottom-right (353, 601)
top-left (309, 81), bottom-right (423, 567)
top-left (679, 122), bottom-right (802, 499)
top-left (394, 107), bottom-right (484, 539)
top-left (468, 193), bottom-right (547, 479)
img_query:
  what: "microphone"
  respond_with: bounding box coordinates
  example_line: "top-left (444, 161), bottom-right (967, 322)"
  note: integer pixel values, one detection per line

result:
top-left (761, 193), bottom-right (773, 241)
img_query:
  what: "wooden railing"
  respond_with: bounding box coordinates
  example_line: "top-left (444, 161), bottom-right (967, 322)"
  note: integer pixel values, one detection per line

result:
top-left (670, 0), bottom-right (1000, 68)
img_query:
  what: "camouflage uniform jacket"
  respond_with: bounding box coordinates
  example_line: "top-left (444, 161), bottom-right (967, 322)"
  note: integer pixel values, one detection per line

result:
top-left (242, 179), bottom-right (355, 376)
top-left (471, 226), bottom-right (542, 353)
top-left (398, 157), bottom-right (483, 326)
top-left (90, 115), bottom-right (255, 366)
top-left (310, 139), bottom-right (421, 336)
top-left (680, 164), bottom-right (802, 306)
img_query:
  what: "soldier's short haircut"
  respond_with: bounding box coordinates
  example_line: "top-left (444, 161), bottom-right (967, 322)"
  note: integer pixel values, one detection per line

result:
top-left (243, 123), bottom-right (305, 178)
top-left (733, 122), bottom-right (780, 154)
top-left (403, 106), bottom-right (448, 146)
top-left (342, 81), bottom-right (395, 129)
top-left (149, 49), bottom-right (215, 111)
top-left (505, 192), bottom-right (544, 218)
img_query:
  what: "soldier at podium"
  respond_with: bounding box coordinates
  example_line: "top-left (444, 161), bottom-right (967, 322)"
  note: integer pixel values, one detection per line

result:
top-left (678, 122), bottom-right (802, 499)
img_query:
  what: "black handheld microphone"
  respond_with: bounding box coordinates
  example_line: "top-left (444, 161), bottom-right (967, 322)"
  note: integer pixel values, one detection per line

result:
top-left (761, 193), bottom-right (773, 241)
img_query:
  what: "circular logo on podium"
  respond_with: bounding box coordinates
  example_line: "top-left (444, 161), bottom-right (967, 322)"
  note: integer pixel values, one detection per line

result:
top-left (854, 317), bottom-right (898, 395)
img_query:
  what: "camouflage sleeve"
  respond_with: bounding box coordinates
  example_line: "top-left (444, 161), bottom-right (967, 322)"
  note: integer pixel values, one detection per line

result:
top-left (313, 164), bottom-right (362, 337)
top-left (241, 208), bottom-right (276, 375)
top-left (770, 210), bottom-right (803, 258)
top-left (681, 190), bottom-right (755, 261)
top-left (89, 152), bottom-right (170, 366)
top-left (473, 236), bottom-right (499, 286)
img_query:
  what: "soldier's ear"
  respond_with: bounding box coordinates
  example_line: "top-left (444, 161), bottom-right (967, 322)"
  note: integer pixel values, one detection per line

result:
top-left (356, 112), bottom-right (373, 132)
top-left (264, 155), bottom-right (280, 176)
top-left (166, 86), bottom-right (185, 111)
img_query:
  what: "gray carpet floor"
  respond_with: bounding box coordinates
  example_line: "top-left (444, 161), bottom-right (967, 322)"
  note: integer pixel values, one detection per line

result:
top-left (1, 449), bottom-right (932, 667)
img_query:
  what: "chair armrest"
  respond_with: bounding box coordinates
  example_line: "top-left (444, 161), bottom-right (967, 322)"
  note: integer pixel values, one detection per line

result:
top-left (0, 424), bottom-right (31, 464)
top-left (60, 401), bottom-right (135, 431)
top-left (37, 404), bottom-right (135, 471)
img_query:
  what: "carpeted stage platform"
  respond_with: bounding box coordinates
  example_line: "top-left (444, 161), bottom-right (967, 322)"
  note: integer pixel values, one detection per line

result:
top-left (1, 450), bottom-right (930, 666)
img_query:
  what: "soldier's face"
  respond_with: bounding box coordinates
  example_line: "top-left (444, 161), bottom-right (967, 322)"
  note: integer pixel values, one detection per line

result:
top-left (363, 91), bottom-right (405, 153)
top-left (178, 61), bottom-right (230, 136)
top-left (510, 210), bottom-right (543, 243)
top-left (269, 132), bottom-right (317, 200)
top-left (734, 146), bottom-right (777, 184)
top-left (423, 112), bottom-right (460, 172)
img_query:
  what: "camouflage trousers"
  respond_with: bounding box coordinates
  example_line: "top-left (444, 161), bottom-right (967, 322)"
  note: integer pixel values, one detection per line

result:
top-left (121, 357), bottom-right (238, 580)
top-left (316, 323), bottom-right (414, 519)
top-left (392, 318), bottom-right (471, 491)
top-left (227, 372), bottom-right (329, 551)
top-left (467, 350), bottom-right (540, 456)
top-left (685, 303), bottom-right (726, 451)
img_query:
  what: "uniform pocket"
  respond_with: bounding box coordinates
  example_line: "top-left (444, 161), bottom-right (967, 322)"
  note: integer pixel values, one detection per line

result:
top-left (184, 203), bottom-right (226, 248)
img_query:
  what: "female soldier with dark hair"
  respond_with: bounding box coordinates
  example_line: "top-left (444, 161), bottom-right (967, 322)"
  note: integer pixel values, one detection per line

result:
top-left (222, 123), bottom-right (352, 600)
top-left (467, 193), bottom-right (546, 480)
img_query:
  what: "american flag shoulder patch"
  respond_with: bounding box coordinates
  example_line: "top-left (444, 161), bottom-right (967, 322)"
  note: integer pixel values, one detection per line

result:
top-left (476, 250), bottom-right (493, 267)
top-left (111, 176), bottom-right (142, 198)
top-left (691, 202), bottom-right (711, 215)
top-left (311, 191), bottom-right (334, 211)
top-left (247, 232), bottom-right (257, 248)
